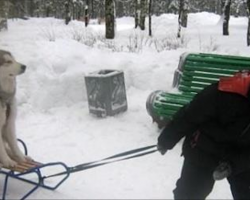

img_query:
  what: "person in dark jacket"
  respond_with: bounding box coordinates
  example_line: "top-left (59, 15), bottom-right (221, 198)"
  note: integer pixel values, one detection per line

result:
top-left (157, 70), bottom-right (250, 200)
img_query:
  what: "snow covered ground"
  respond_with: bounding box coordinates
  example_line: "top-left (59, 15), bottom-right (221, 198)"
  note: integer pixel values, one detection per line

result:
top-left (0, 12), bottom-right (249, 199)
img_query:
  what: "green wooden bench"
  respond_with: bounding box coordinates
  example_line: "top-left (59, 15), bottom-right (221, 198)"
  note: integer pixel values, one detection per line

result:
top-left (146, 52), bottom-right (250, 128)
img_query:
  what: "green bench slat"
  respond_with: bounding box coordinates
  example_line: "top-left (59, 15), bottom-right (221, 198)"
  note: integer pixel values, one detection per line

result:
top-left (154, 94), bottom-right (192, 107)
top-left (156, 93), bottom-right (193, 101)
top-left (185, 62), bottom-right (250, 71)
top-left (187, 58), bottom-right (250, 67)
top-left (178, 85), bottom-right (203, 93)
top-left (189, 53), bottom-right (250, 62)
top-left (157, 98), bottom-right (190, 105)
top-left (154, 106), bottom-right (178, 118)
top-left (155, 102), bottom-right (183, 110)
top-left (186, 55), bottom-right (250, 66)
top-left (182, 76), bottom-right (220, 84)
top-left (182, 71), bottom-right (230, 80)
top-left (158, 92), bottom-right (194, 99)
top-left (179, 80), bottom-right (211, 89)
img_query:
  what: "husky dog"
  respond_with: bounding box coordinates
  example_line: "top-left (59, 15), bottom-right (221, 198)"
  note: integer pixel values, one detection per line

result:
top-left (0, 50), bottom-right (30, 168)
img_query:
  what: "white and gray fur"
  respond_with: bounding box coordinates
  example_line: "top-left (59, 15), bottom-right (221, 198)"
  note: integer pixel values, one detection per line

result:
top-left (0, 50), bottom-right (29, 168)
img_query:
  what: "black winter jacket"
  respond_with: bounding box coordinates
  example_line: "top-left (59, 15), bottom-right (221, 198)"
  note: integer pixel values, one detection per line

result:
top-left (158, 82), bottom-right (250, 167)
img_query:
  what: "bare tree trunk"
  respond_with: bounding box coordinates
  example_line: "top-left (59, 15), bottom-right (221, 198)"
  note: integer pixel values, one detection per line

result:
top-left (97, 0), bottom-right (105, 24)
top-left (135, 0), bottom-right (140, 28)
top-left (216, 0), bottom-right (222, 14)
top-left (91, 0), bottom-right (95, 19)
top-left (29, 0), bottom-right (35, 17)
top-left (177, 20), bottom-right (181, 38)
top-left (177, 0), bottom-right (189, 38)
top-left (117, 1), bottom-right (124, 17)
top-left (179, 0), bottom-right (189, 28)
top-left (149, 0), bottom-right (152, 36)
top-left (247, 0), bottom-right (250, 46)
top-left (235, 1), bottom-right (242, 17)
top-left (222, 0), bottom-right (231, 36)
top-left (85, 0), bottom-right (89, 27)
top-left (75, 1), bottom-right (82, 20)
top-left (134, 0), bottom-right (147, 30)
top-left (65, 0), bottom-right (71, 25)
top-left (139, 0), bottom-right (147, 30)
top-left (72, 1), bottom-right (76, 19)
top-left (0, 0), bottom-right (8, 31)
top-left (105, 0), bottom-right (115, 39)
top-left (45, 2), bottom-right (52, 17)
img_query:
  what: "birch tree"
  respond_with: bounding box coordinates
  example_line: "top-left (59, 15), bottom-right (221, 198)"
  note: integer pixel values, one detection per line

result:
top-left (105, 0), bottom-right (115, 39)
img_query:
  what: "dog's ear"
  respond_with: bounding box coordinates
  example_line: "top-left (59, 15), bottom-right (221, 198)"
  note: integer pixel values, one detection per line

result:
top-left (0, 50), bottom-right (11, 66)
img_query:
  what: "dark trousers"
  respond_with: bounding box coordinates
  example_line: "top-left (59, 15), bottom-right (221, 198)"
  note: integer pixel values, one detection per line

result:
top-left (173, 158), bottom-right (215, 200)
top-left (228, 171), bottom-right (250, 200)
top-left (174, 158), bottom-right (250, 200)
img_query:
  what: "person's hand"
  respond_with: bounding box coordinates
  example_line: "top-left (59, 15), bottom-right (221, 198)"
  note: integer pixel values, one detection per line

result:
top-left (157, 144), bottom-right (168, 155)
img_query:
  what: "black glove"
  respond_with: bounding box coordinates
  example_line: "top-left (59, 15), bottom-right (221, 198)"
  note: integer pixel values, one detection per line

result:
top-left (157, 143), bottom-right (168, 155)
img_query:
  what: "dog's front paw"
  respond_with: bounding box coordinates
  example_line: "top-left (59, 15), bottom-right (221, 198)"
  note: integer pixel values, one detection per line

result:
top-left (11, 153), bottom-right (26, 163)
top-left (1, 158), bottom-right (17, 168)
top-left (23, 155), bottom-right (34, 163)
top-left (12, 154), bottom-right (33, 164)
